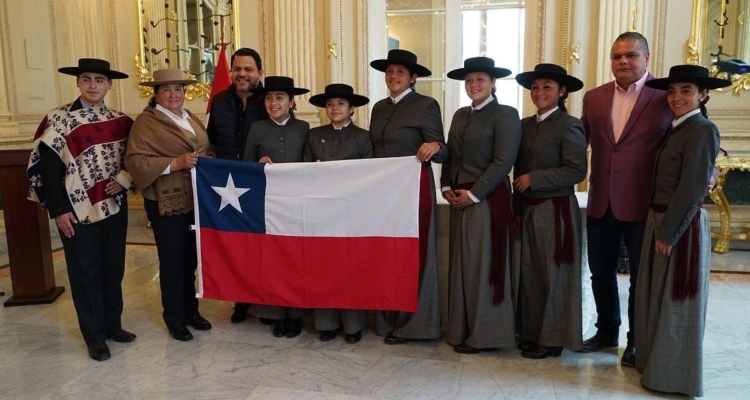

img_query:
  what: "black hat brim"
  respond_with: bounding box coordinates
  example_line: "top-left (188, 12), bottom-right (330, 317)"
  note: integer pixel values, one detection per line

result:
top-left (447, 67), bottom-right (511, 80)
top-left (309, 93), bottom-right (370, 108)
top-left (250, 87), bottom-right (310, 96)
top-left (645, 76), bottom-right (731, 91)
top-left (370, 59), bottom-right (432, 77)
top-left (58, 67), bottom-right (128, 80)
top-left (515, 71), bottom-right (584, 93)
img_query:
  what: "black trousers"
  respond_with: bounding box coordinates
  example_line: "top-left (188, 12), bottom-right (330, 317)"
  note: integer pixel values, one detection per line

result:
top-left (59, 205), bottom-right (127, 345)
top-left (586, 205), bottom-right (645, 343)
top-left (144, 199), bottom-right (199, 327)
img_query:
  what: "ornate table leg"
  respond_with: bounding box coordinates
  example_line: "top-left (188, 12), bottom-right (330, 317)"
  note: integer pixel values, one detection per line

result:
top-left (710, 169), bottom-right (732, 253)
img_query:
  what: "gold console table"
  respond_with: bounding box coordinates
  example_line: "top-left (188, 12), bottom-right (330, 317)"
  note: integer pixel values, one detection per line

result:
top-left (710, 156), bottom-right (750, 253)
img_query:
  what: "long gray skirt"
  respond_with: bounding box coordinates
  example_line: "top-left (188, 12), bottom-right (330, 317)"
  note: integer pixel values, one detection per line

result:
top-left (635, 209), bottom-right (710, 397)
top-left (445, 199), bottom-right (516, 349)
top-left (518, 195), bottom-right (583, 350)
top-left (375, 190), bottom-right (441, 340)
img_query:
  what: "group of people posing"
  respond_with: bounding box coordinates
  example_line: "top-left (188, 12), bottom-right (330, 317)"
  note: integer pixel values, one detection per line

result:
top-left (26, 31), bottom-right (725, 397)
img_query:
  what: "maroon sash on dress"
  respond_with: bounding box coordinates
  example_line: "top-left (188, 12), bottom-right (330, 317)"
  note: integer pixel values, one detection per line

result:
top-left (650, 203), bottom-right (701, 301)
top-left (521, 195), bottom-right (574, 267)
top-left (452, 181), bottom-right (513, 305)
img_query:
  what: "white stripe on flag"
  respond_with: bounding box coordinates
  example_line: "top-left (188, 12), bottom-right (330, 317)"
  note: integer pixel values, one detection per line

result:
top-left (264, 156), bottom-right (420, 238)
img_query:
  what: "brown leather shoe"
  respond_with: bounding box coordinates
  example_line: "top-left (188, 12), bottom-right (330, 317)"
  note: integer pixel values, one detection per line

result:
top-left (384, 334), bottom-right (408, 345)
top-left (522, 345), bottom-right (563, 359)
top-left (345, 331), bottom-right (362, 344)
top-left (454, 343), bottom-right (481, 354)
top-left (87, 341), bottom-right (111, 361)
top-left (318, 329), bottom-right (339, 342)
top-left (107, 329), bottom-right (136, 343)
top-left (286, 318), bottom-right (303, 338)
top-left (621, 342), bottom-right (636, 367)
top-left (578, 332), bottom-right (618, 353)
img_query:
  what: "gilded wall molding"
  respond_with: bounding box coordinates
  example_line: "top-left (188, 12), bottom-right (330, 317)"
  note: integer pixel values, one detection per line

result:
top-left (0, 0), bottom-right (17, 118)
top-left (536, 0), bottom-right (545, 64)
top-left (48, 0), bottom-right (62, 106)
top-left (561, 0), bottom-right (570, 67)
top-left (655, 0), bottom-right (668, 76)
top-left (360, 0), bottom-right (371, 129)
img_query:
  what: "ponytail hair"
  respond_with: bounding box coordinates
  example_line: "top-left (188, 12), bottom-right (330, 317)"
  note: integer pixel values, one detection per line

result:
top-left (698, 85), bottom-right (710, 118)
top-left (557, 86), bottom-right (569, 114)
top-left (147, 84), bottom-right (161, 107)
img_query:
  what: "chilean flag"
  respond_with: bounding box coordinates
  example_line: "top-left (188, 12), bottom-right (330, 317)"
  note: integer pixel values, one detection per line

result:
top-left (192, 156), bottom-right (421, 312)
top-left (205, 42), bottom-right (232, 123)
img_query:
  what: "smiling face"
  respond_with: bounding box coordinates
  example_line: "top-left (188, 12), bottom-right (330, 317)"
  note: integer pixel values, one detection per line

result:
top-left (77, 72), bottom-right (111, 106)
top-left (610, 38), bottom-right (649, 89)
top-left (464, 72), bottom-right (495, 105)
top-left (265, 91), bottom-right (293, 122)
top-left (530, 78), bottom-right (565, 114)
top-left (385, 64), bottom-right (417, 97)
top-left (154, 84), bottom-right (186, 115)
top-left (667, 82), bottom-right (707, 118)
top-left (325, 97), bottom-right (353, 126)
top-left (231, 55), bottom-right (263, 96)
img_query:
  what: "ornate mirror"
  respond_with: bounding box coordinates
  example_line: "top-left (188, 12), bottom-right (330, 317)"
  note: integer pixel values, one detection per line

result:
top-left (688, 0), bottom-right (750, 94)
top-left (136, 0), bottom-right (238, 99)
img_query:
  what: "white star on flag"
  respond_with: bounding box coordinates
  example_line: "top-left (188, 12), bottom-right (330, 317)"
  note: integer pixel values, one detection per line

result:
top-left (211, 173), bottom-right (251, 213)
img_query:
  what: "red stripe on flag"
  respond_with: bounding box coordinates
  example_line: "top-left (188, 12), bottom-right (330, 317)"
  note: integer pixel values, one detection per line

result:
top-left (199, 228), bottom-right (420, 312)
top-left (206, 42), bottom-right (232, 114)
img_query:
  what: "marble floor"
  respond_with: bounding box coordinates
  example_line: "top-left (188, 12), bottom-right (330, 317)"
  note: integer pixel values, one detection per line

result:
top-left (0, 217), bottom-right (749, 399)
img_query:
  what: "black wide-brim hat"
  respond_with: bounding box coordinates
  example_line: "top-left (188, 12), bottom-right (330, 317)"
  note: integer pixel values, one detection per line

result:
top-left (250, 76), bottom-right (309, 96)
top-left (447, 57), bottom-right (511, 80)
top-left (58, 58), bottom-right (128, 80)
top-left (370, 49), bottom-right (432, 77)
top-left (515, 63), bottom-right (584, 93)
top-left (309, 84), bottom-right (369, 108)
top-left (645, 64), bottom-right (732, 90)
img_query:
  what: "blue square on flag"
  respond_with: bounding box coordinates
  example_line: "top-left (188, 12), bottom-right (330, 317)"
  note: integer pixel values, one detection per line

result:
top-left (194, 157), bottom-right (266, 233)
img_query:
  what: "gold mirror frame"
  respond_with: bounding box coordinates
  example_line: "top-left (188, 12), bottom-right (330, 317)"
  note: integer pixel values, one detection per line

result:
top-left (135, 0), bottom-right (240, 100)
top-left (686, 0), bottom-right (750, 95)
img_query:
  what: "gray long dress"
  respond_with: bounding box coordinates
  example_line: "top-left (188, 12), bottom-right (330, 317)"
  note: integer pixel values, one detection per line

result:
top-left (370, 90), bottom-right (448, 340)
top-left (441, 100), bottom-right (521, 349)
top-left (513, 109), bottom-right (587, 350)
top-left (243, 117), bottom-right (311, 320)
top-left (305, 123), bottom-right (372, 334)
top-left (635, 112), bottom-right (718, 397)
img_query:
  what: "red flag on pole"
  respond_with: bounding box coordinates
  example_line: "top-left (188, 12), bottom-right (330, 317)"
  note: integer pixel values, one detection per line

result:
top-left (206, 42), bottom-right (232, 118)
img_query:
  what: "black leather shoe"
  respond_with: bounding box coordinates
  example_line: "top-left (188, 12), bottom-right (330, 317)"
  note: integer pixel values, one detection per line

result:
top-left (259, 318), bottom-right (274, 325)
top-left (231, 303), bottom-right (250, 323)
top-left (621, 342), bottom-right (636, 367)
top-left (187, 315), bottom-right (212, 331)
top-left (579, 332), bottom-right (618, 353)
top-left (107, 329), bottom-right (136, 343)
top-left (286, 318), bottom-right (303, 338)
top-left (87, 341), bottom-right (111, 361)
top-left (345, 331), bottom-right (362, 344)
top-left (168, 323), bottom-right (193, 341)
top-left (522, 345), bottom-right (563, 359)
top-left (518, 341), bottom-right (536, 352)
top-left (272, 319), bottom-right (287, 337)
top-left (454, 343), bottom-right (481, 354)
top-left (319, 329), bottom-right (339, 342)
top-left (384, 334), bottom-right (408, 345)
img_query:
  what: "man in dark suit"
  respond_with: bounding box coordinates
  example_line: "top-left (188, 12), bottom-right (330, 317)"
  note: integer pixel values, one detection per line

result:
top-left (579, 32), bottom-right (673, 367)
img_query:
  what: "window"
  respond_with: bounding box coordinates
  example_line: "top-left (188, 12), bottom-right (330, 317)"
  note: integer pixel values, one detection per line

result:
top-left (372, 0), bottom-right (526, 126)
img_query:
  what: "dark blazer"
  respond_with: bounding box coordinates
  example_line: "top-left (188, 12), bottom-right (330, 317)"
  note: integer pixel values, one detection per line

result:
top-left (581, 73), bottom-right (673, 221)
top-left (243, 118), bottom-right (310, 163)
top-left (369, 90), bottom-right (448, 162)
top-left (512, 109), bottom-right (587, 213)
top-left (304, 123), bottom-right (373, 162)
top-left (440, 101), bottom-right (521, 200)
top-left (651, 113), bottom-right (719, 245)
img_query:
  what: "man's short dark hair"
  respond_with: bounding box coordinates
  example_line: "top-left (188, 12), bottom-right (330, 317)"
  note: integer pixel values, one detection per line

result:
top-left (614, 32), bottom-right (650, 54)
top-left (231, 48), bottom-right (263, 71)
